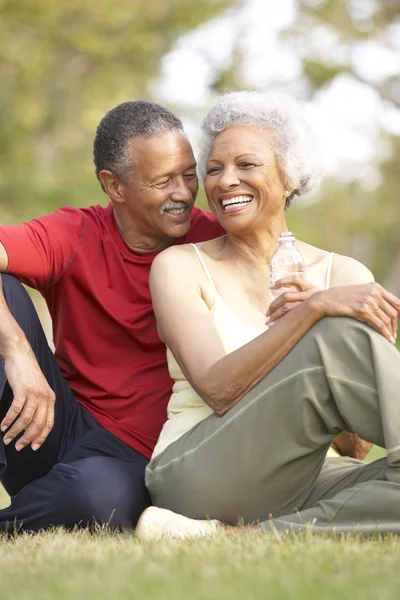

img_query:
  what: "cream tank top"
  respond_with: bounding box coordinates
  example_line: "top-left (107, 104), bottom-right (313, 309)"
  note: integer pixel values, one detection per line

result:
top-left (152, 246), bottom-right (335, 458)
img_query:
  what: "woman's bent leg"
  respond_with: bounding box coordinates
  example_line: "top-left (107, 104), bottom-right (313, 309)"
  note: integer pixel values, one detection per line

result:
top-left (147, 317), bottom-right (400, 525)
top-left (263, 457), bottom-right (400, 535)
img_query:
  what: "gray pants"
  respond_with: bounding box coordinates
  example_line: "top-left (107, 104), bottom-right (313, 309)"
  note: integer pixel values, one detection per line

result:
top-left (146, 317), bottom-right (400, 534)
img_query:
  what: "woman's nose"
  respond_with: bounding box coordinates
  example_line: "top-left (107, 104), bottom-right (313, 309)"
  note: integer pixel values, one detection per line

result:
top-left (217, 167), bottom-right (240, 190)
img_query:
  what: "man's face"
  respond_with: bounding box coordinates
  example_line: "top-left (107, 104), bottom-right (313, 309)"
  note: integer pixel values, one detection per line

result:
top-left (120, 129), bottom-right (199, 244)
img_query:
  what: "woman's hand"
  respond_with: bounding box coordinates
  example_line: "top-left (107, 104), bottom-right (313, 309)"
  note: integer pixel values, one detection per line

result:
top-left (267, 278), bottom-right (320, 324)
top-left (309, 283), bottom-right (400, 344)
top-left (267, 279), bottom-right (400, 345)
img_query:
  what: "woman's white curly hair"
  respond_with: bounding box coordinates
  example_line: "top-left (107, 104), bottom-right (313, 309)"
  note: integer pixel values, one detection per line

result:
top-left (198, 91), bottom-right (323, 207)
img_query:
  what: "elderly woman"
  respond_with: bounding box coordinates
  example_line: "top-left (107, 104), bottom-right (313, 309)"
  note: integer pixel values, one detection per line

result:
top-left (140, 91), bottom-right (400, 538)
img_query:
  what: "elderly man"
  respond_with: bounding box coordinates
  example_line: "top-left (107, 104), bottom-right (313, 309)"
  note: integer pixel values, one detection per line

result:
top-left (0, 101), bottom-right (224, 532)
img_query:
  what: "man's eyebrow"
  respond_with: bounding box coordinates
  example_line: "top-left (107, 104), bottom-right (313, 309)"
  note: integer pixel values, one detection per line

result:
top-left (184, 162), bottom-right (198, 172)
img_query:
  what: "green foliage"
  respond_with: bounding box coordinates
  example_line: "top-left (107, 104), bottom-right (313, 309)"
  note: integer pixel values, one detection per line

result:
top-left (0, 0), bottom-right (231, 222)
top-left (303, 59), bottom-right (348, 89)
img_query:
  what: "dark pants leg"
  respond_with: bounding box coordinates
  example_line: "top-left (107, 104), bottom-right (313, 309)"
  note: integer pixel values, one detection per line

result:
top-left (0, 275), bottom-right (150, 533)
top-left (0, 456), bottom-right (150, 533)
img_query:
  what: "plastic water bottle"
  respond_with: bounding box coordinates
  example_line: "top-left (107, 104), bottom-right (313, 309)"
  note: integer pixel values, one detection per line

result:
top-left (270, 232), bottom-right (305, 300)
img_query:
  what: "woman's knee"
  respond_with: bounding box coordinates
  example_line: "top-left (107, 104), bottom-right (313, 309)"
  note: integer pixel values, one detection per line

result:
top-left (308, 316), bottom-right (375, 346)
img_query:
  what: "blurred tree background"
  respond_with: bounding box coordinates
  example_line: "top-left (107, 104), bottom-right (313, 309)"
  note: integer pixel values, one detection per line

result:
top-left (284, 0), bottom-right (400, 293)
top-left (0, 0), bottom-right (231, 221)
top-left (0, 0), bottom-right (399, 296)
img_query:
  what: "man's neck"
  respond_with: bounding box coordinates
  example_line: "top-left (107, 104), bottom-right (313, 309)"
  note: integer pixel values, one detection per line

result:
top-left (113, 209), bottom-right (174, 254)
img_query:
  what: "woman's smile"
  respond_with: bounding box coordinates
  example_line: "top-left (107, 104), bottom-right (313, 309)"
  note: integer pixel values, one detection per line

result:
top-left (219, 193), bottom-right (254, 213)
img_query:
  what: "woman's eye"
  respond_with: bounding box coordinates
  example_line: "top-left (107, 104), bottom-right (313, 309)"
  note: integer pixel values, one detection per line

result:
top-left (206, 167), bottom-right (220, 175)
top-left (239, 162), bottom-right (255, 169)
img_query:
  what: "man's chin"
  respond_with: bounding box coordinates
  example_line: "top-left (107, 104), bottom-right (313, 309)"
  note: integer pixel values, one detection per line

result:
top-left (162, 210), bottom-right (192, 239)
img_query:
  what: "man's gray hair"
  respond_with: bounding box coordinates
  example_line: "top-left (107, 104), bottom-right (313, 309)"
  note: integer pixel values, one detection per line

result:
top-left (198, 91), bottom-right (323, 207)
top-left (94, 101), bottom-right (184, 190)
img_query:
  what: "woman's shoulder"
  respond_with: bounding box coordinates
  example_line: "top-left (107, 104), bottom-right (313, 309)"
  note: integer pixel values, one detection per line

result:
top-left (329, 253), bottom-right (374, 286)
top-left (151, 243), bottom-right (196, 274)
top-left (297, 240), bottom-right (374, 286)
top-left (150, 245), bottom-right (201, 300)
top-left (155, 237), bottom-right (225, 264)
top-left (151, 239), bottom-right (220, 278)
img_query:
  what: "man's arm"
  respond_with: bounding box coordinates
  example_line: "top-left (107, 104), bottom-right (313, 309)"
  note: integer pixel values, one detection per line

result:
top-left (0, 244), bottom-right (55, 451)
top-left (0, 240), bottom-right (8, 272)
top-left (0, 209), bottom-right (86, 450)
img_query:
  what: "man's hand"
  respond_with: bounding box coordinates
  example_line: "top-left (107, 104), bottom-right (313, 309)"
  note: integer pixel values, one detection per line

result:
top-left (333, 432), bottom-right (373, 461)
top-left (1, 346), bottom-right (55, 451)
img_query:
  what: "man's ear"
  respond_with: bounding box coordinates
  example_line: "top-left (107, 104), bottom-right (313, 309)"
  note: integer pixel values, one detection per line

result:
top-left (99, 170), bottom-right (126, 204)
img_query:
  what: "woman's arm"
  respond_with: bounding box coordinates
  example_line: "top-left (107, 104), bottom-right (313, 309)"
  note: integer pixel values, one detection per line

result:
top-left (150, 246), bottom-right (322, 415)
top-left (150, 247), bottom-right (400, 417)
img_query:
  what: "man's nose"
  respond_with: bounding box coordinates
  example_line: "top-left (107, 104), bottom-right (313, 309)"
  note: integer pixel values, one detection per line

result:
top-left (171, 178), bottom-right (194, 202)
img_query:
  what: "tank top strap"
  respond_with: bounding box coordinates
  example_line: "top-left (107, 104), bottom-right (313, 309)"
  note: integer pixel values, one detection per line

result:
top-left (190, 244), bottom-right (218, 295)
top-left (325, 252), bottom-right (335, 290)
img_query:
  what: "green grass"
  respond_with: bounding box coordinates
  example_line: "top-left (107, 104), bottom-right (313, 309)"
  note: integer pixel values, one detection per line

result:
top-left (1, 484), bottom-right (400, 600)
top-left (1, 525), bottom-right (400, 600)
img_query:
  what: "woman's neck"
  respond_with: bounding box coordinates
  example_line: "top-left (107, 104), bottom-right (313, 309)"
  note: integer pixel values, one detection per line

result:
top-left (221, 218), bottom-right (289, 266)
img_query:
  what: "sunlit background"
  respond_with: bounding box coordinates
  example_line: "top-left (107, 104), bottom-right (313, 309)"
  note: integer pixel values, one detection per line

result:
top-left (1, 0), bottom-right (399, 304)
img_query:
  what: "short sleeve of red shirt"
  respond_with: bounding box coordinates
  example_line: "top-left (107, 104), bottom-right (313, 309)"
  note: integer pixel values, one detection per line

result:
top-left (0, 207), bottom-right (86, 290)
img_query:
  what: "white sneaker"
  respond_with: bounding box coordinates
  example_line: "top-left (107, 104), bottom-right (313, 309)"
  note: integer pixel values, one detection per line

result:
top-left (135, 507), bottom-right (222, 541)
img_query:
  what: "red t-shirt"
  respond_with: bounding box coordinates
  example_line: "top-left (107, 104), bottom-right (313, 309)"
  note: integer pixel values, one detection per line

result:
top-left (0, 203), bottom-right (224, 459)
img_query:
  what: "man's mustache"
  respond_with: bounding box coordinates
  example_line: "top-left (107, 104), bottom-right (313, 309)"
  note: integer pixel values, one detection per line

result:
top-left (160, 198), bottom-right (195, 214)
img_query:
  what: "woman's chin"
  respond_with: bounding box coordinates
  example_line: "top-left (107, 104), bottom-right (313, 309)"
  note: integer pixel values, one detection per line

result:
top-left (218, 205), bottom-right (259, 231)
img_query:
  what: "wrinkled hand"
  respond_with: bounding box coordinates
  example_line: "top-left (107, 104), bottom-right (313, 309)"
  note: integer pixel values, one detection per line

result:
top-left (309, 282), bottom-right (399, 344)
top-left (267, 277), bottom-right (320, 324)
top-left (267, 280), bottom-right (400, 345)
top-left (1, 347), bottom-right (55, 451)
top-left (333, 432), bottom-right (373, 461)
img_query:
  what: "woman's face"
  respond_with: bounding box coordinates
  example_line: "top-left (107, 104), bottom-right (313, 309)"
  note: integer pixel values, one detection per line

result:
top-left (204, 125), bottom-right (287, 231)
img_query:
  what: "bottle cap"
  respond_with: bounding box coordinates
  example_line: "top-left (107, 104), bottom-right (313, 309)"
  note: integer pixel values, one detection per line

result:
top-left (278, 231), bottom-right (294, 240)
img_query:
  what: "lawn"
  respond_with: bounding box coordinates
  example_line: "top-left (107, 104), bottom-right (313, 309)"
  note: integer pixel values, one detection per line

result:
top-left (0, 462), bottom-right (399, 600)
top-left (1, 521), bottom-right (400, 600)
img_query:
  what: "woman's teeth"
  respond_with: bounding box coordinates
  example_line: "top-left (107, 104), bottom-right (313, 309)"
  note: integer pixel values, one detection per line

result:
top-left (221, 195), bottom-right (253, 210)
